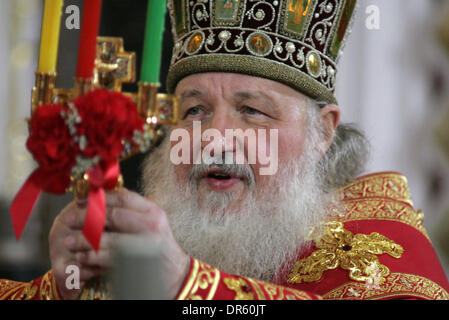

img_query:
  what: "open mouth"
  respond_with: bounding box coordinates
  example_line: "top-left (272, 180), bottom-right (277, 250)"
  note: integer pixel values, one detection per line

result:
top-left (189, 164), bottom-right (255, 191)
top-left (203, 168), bottom-right (243, 190)
top-left (204, 167), bottom-right (242, 180)
top-left (207, 171), bottom-right (233, 180)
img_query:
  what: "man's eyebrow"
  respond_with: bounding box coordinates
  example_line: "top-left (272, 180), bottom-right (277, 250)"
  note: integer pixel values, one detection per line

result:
top-left (234, 91), bottom-right (274, 101)
top-left (234, 91), bottom-right (280, 113)
top-left (180, 89), bottom-right (206, 99)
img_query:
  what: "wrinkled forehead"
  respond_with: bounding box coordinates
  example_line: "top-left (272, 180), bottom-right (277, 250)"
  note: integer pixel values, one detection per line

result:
top-left (174, 72), bottom-right (311, 103)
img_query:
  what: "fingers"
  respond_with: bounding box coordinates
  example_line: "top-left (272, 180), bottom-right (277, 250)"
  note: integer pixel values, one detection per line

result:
top-left (64, 231), bottom-right (118, 252)
top-left (66, 206), bottom-right (163, 235)
top-left (63, 232), bottom-right (117, 268)
top-left (79, 266), bottom-right (105, 282)
top-left (65, 202), bottom-right (87, 230)
top-left (106, 206), bottom-right (166, 234)
top-left (76, 250), bottom-right (113, 269)
top-left (65, 189), bottom-right (159, 231)
top-left (105, 188), bottom-right (156, 213)
top-left (54, 258), bottom-right (104, 283)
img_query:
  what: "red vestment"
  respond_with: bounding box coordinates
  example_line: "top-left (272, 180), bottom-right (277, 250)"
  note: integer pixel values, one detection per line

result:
top-left (1, 172), bottom-right (448, 300)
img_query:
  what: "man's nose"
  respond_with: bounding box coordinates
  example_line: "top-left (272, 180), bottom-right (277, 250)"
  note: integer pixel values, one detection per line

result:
top-left (201, 109), bottom-right (237, 154)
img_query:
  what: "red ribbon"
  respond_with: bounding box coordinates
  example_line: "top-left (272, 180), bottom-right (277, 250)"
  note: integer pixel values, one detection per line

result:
top-left (10, 162), bottom-right (120, 252)
top-left (84, 161), bottom-right (120, 251)
top-left (10, 170), bottom-right (44, 240)
top-left (10, 167), bottom-right (70, 239)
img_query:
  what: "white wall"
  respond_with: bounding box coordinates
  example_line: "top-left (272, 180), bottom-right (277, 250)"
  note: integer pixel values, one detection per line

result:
top-left (336, 0), bottom-right (449, 227)
top-left (0, 0), bottom-right (43, 266)
top-left (336, 0), bottom-right (449, 272)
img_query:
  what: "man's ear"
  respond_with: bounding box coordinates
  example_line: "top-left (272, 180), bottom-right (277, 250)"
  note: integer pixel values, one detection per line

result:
top-left (319, 104), bottom-right (340, 151)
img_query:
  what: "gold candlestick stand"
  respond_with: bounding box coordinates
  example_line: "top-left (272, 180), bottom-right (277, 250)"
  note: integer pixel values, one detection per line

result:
top-left (30, 37), bottom-right (179, 300)
top-left (31, 72), bottom-right (56, 115)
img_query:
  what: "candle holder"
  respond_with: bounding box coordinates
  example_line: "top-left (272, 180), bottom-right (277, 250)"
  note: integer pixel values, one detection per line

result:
top-left (53, 88), bottom-right (73, 106)
top-left (73, 77), bottom-right (95, 99)
top-left (71, 173), bottom-right (90, 200)
top-left (31, 71), bottom-right (57, 115)
top-left (138, 82), bottom-right (179, 126)
top-left (137, 82), bottom-right (159, 119)
top-left (30, 37), bottom-right (178, 202)
top-left (29, 37), bottom-right (179, 300)
top-left (94, 37), bottom-right (136, 92)
top-left (69, 172), bottom-right (124, 201)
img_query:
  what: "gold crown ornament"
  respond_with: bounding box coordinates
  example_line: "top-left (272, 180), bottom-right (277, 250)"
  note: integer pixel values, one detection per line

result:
top-left (167, 0), bottom-right (358, 104)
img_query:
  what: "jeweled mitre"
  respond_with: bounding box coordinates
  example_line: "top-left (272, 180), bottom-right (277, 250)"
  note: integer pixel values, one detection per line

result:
top-left (167, 0), bottom-right (357, 104)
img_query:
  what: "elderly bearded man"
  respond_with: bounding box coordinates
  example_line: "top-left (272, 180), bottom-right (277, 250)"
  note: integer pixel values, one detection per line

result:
top-left (1, 0), bottom-right (449, 300)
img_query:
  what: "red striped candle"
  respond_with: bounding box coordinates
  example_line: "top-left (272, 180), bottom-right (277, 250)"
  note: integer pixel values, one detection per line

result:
top-left (76, 0), bottom-right (102, 78)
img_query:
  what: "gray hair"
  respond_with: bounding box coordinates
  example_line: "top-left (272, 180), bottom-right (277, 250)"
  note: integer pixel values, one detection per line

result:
top-left (305, 99), bottom-right (370, 191)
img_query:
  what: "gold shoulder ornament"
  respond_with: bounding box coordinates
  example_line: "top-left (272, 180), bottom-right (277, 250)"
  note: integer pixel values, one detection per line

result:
top-left (287, 221), bottom-right (403, 285)
top-left (223, 278), bottom-right (255, 300)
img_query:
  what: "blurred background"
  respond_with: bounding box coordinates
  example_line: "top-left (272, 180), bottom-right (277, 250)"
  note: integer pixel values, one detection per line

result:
top-left (0, 0), bottom-right (448, 281)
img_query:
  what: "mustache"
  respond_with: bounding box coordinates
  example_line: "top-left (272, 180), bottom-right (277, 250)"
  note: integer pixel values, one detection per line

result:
top-left (188, 162), bottom-right (256, 189)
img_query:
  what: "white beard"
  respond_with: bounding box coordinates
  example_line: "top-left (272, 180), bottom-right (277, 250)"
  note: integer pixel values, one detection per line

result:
top-left (142, 132), bottom-right (334, 282)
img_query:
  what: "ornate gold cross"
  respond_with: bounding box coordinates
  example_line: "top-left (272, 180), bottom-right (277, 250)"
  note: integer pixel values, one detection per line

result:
top-left (94, 37), bottom-right (136, 92)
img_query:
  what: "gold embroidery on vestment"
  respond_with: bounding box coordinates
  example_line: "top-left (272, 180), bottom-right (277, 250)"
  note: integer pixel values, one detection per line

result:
top-left (287, 221), bottom-right (403, 284)
top-left (224, 278), bottom-right (255, 300)
top-left (322, 272), bottom-right (449, 300)
top-left (185, 260), bottom-right (220, 300)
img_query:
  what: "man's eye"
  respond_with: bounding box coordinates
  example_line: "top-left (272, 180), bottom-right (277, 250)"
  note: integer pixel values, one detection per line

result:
top-left (184, 106), bottom-right (203, 118)
top-left (242, 106), bottom-right (264, 116)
